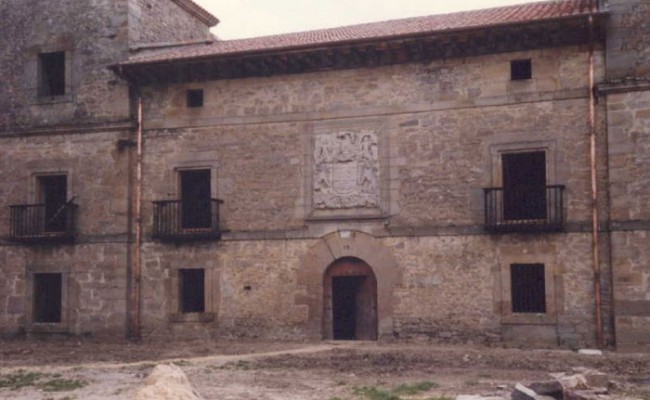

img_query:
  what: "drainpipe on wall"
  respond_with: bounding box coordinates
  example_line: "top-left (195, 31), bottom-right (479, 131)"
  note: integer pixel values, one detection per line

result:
top-left (588, 15), bottom-right (604, 349)
top-left (133, 95), bottom-right (144, 340)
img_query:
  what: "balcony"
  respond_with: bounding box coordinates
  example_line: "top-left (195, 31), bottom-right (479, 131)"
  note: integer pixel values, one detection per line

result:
top-left (152, 198), bottom-right (224, 242)
top-left (9, 202), bottom-right (78, 243)
top-left (484, 185), bottom-right (565, 233)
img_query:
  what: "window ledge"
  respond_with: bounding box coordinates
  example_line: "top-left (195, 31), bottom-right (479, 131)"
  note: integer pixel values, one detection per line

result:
top-left (170, 312), bottom-right (215, 323)
top-left (33, 94), bottom-right (73, 105)
top-left (27, 322), bottom-right (68, 333)
top-left (501, 313), bottom-right (555, 325)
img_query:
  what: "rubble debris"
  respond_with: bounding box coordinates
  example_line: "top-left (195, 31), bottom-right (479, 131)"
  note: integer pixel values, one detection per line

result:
top-left (577, 349), bottom-right (603, 356)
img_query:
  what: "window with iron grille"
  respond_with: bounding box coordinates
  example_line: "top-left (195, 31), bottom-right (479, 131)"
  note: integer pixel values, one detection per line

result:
top-left (510, 263), bottom-right (546, 313)
top-left (179, 269), bottom-right (205, 313)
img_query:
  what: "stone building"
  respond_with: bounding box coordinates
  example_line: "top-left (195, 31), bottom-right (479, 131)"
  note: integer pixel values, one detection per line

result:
top-left (0, 0), bottom-right (648, 350)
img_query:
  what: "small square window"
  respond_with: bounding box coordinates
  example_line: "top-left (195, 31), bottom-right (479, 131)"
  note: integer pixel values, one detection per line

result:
top-left (510, 59), bottom-right (532, 80)
top-left (38, 51), bottom-right (66, 96)
top-left (186, 89), bottom-right (204, 108)
top-left (511, 263), bottom-right (546, 313)
top-left (179, 269), bottom-right (205, 313)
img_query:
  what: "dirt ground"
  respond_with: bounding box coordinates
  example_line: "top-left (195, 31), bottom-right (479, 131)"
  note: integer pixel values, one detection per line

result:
top-left (1, 338), bottom-right (649, 400)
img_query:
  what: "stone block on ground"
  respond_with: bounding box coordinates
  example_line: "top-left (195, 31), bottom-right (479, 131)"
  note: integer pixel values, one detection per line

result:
top-left (528, 380), bottom-right (564, 399)
top-left (132, 363), bottom-right (204, 400)
top-left (511, 383), bottom-right (556, 400)
top-left (572, 367), bottom-right (609, 388)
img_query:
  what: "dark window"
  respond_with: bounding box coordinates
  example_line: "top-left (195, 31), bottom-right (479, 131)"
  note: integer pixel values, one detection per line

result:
top-left (33, 273), bottom-right (62, 323)
top-left (511, 264), bottom-right (546, 313)
top-left (180, 169), bottom-right (211, 229)
top-left (38, 175), bottom-right (68, 232)
top-left (186, 89), bottom-right (204, 108)
top-left (511, 59), bottom-right (532, 80)
top-left (179, 269), bottom-right (205, 313)
top-left (502, 151), bottom-right (546, 221)
top-left (39, 51), bottom-right (66, 96)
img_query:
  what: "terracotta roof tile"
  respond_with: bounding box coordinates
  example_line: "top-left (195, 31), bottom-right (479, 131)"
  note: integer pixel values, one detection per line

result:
top-left (124, 0), bottom-right (599, 65)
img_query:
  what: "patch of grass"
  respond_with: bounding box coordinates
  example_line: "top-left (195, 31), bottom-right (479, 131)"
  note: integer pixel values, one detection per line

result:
top-left (40, 378), bottom-right (87, 392)
top-left (464, 379), bottom-right (479, 387)
top-left (392, 381), bottom-right (438, 396)
top-left (225, 360), bottom-right (252, 370)
top-left (352, 381), bottom-right (439, 400)
top-left (424, 397), bottom-right (453, 400)
top-left (352, 386), bottom-right (400, 400)
top-left (136, 363), bottom-right (156, 371)
top-left (0, 371), bottom-right (44, 390)
top-left (172, 360), bottom-right (191, 367)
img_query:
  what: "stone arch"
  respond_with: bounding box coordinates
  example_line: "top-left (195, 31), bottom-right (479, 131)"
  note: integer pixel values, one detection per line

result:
top-left (297, 231), bottom-right (400, 340)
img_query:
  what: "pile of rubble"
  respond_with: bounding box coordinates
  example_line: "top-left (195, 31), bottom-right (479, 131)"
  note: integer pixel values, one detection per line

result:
top-left (457, 367), bottom-right (612, 400)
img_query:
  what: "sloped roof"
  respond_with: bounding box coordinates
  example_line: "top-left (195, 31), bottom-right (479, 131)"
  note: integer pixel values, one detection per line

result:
top-left (171, 0), bottom-right (219, 27)
top-left (123, 0), bottom-right (599, 66)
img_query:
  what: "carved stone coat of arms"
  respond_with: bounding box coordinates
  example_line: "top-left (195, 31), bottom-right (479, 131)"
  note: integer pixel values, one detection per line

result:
top-left (313, 131), bottom-right (380, 210)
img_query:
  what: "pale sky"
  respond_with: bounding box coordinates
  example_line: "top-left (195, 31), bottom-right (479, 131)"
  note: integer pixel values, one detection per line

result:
top-left (195, 0), bottom-right (549, 40)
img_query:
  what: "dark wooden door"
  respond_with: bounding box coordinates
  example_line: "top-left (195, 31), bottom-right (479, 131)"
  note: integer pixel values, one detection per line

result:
top-left (502, 152), bottom-right (546, 220)
top-left (39, 175), bottom-right (67, 232)
top-left (180, 169), bottom-right (211, 229)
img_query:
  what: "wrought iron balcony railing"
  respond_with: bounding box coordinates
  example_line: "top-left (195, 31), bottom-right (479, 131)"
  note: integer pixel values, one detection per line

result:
top-left (9, 202), bottom-right (78, 243)
top-left (484, 185), bottom-right (565, 233)
top-left (152, 198), bottom-right (224, 242)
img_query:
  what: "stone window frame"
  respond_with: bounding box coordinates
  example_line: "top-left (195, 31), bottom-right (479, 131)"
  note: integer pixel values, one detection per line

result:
top-left (165, 160), bottom-right (220, 201)
top-left (488, 140), bottom-right (557, 188)
top-left (29, 170), bottom-right (73, 204)
top-left (29, 42), bottom-right (74, 104)
top-left (25, 264), bottom-right (71, 333)
top-left (304, 117), bottom-right (390, 221)
top-left (169, 265), bottom-right (217, 323)
top-left (496, 252), bottom-right (562, 325)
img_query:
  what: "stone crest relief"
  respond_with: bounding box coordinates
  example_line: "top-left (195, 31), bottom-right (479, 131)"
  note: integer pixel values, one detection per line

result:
top-left (313, 131), bottom-right (380, 210)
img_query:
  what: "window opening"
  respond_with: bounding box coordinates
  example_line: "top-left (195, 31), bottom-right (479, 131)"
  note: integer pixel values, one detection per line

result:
top-left (179, 269), bottom-right (205, 313)
top-left (180, 169), bottom-right (211, 229)
top-left (186, 89), bottom-right (204, 108)
top-left (39, 51), bottom-right (65, 96)
top-left (502, 151), bottom-right (546, 221)
top-left (510, 59), bottom-right (532, 80)
top-left (33, 273), bottom-right (62, 323)
top-left (38, 175), bottom-right (68, 232)
top-left (511, 264), bottom-right (546, 313)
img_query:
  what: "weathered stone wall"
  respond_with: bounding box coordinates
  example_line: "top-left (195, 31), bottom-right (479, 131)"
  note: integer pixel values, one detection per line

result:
top-left (605, 0), bottom-right (650, 79)
top-left (0, 130), bottom-right (131, 337)
top-left (142, 45), bottom-right (603, 231)
top-left (607, 89), bottom-right (650, 350)
top-left (130, 44), bottom-right (606, 346)
top-left (0, 0), bottom-right (132, 133)
top-left (128, 0), bottom-right (212, 46)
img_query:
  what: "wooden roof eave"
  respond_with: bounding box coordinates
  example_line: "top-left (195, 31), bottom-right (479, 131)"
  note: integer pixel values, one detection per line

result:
top-left (118, 11), bottom-right (608, 85)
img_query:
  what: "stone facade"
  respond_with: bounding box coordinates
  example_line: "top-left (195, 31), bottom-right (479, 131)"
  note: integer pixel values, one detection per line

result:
top-left (0, 0), bottom-right (648, 350)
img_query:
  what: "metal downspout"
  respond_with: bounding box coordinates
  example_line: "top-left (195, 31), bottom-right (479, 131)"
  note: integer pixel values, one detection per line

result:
top-left (588, 15), bottom-right (604, 349)
top-left (133, 96), bottom-right (143, 339)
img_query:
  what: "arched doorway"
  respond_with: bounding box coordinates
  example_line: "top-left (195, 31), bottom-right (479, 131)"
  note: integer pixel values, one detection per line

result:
top-left (323, 257), bottom-right (377, 340)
